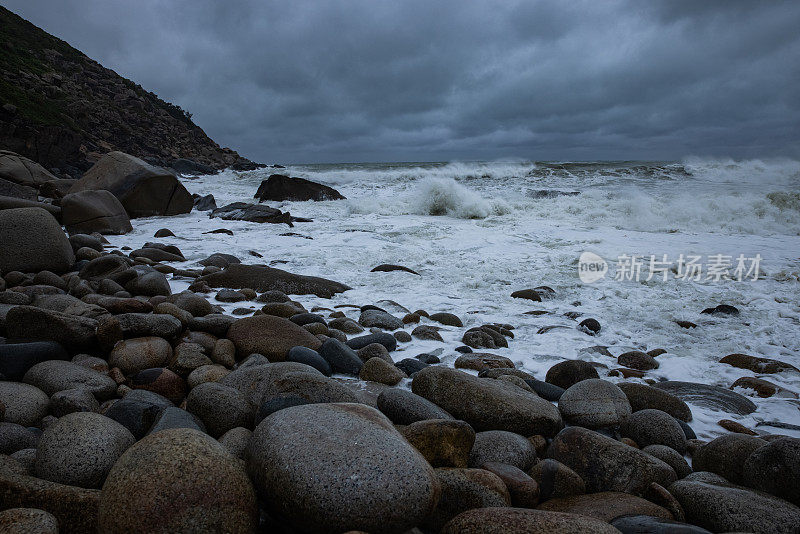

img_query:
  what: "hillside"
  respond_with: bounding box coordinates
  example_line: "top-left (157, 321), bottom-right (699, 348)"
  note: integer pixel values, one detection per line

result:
top-left (0, 6), bottom-right (258, 175)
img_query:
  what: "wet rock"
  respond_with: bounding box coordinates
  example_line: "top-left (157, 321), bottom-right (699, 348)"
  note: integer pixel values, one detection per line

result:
top-left (218, 427), bottom-right (251, 459)
top-left (147, 406), bottom-right (206, 435)
top-left (0, 207), bottom-right (75, 274)
top-left (246, 403), bottom-right (439, 533)
top-left (469, 430), bottom-right (537, 471)
top-left (130, 367), bottom-right (186, 405)
top-left (701, 304), bottom-right (739, 316)
top-left (359, 308), bottom-right (403, 330)
top-left (692, 433), bottom-right (768, 485)
top-left (198, 263), bottom-right (350, 298)
top-left (429, 312), bottom-right (463, 327)
top-left (425, 468), bottom-right (510, 531)
top-left (169, 342), bottom-right (213, 376)
top-left (0, 340), bottom-right (70, 382)
top-left (395, 358), bottom-right (429, 376)
top-left (558, 378), bottom-right (631, 429)
top-left (455, 353), bottom-right (514, 371)
top-left (286, 346), bottom-right (331, 375)
top-left (109, 337), bottom-right (173, 375)
top-left (440, 507), bottom-right (620, 534)
top-left (537, 491), bottom-right (672, 522)
top-left (193, 193), bottom-right (217, 211)
top-left (227, 314), bottom-right (322, 361)
top-left (360, 357), bottom-right (406, 385)
top-left (412, 367), bottom-right (563, 437)
top-left (318, 338), bottom-right (363, 375)
top-left (0, 422), bottom-right (38, 454)
top-left (545, 359), bottom-right (599, 390)
top-left (35, 412), bottom-right (135, 489)
top-left (6, 306), bottom-right (97, 351)
top-left (670, 472), bottom-right (800, 534)
top-left (720, 353), bottom-right (799, 374)
top-left (547, 426), bottom-right (677, 495)
top-left (393, 330), bottom-right (412, 343)
top-left (621, 409), bottom-right (687, 453)
top-left (346, 331), bottom-right (397, 352)
top-left (618, 382), bottom-right (693, 422)
top-left (618, 350), bottom-right (659, 370)
top-left (371, 264), bottom-right (419, 275)
top-left (112, 313), bottom-right (183, 341)
top-left (356, 342), bottom-right (392, 364)
top-left (254, 173), bottom-right (345, 202)
top-left (528, 458), bottom-right (586, 500)
top-left (102, 390), bottom-right (172, 439)
top-left (481, 462), bottom-right (540, 508)
top-left (653, 381), bottom-right (757, 415)
top-left (24, 360), bottom-right (116, 399)
top-left (401, 419), bottom-right (475, 467)
top-left (187, 364), bottom-right (230, 388)
top-left (412, 324), bottom-right (444, 341)
top-left (376, 388), bottom-right (454, 425)
top-left (731, 376), bottom-right (794, 398)
top-left (578, 318), bottom-right (601, 335)
top-left (98, 428), bottom-right (258, 532)
top-left (511, 289), bottom-right (542, 301)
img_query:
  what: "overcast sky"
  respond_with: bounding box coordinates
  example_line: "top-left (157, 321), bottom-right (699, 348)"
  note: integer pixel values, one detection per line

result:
top-left (4, 0), bottom-right (800, 163)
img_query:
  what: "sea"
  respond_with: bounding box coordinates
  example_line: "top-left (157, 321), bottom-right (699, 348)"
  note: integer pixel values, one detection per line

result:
top-left (108, 157), bottom-right (800, 439)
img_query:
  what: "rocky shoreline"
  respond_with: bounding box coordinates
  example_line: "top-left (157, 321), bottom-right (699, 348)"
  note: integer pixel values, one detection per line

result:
top-left (0, 150), bottom-right (799, 533)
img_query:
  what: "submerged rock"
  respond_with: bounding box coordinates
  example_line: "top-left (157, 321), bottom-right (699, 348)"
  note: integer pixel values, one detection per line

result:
top-left (197, 263), bottom-right (350, 298)
top-left (254, 173), bottom-right (345, 202)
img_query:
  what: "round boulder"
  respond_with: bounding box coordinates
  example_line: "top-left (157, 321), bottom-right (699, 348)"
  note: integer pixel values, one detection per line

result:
top-left (245, 402), bottom-right (440, 533)
top-left (0, 207), bottom-right (75, 274)
top-left (98, 428), bottom-right (258, 532)
top-left (620, 409), bottom-right (687, 453)
top-left (545, 359), bottom-right (599, 390)
top-left (558, 378), bottom-right (631, 429)
top-left (35, 412), bottom-right (135, 489)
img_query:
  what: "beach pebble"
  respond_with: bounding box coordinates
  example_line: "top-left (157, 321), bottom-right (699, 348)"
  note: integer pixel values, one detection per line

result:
top-left (0, 382), bottom-right (49, 426)
top-left (287, 346), bottom-right (332, 375)
top-left (359, 357), bottom-right (406, 385)
top-left (455, 353), bottom-right (514, 371)
top-left (617, 382), bottom-right (693, 422)
top-left (187, 382), bottom-right (255, 437)
top-left (0, 422), bottom-right (39, 454)
top-left (24, 360), bottom-right (117, 399)
top-left (621, 409), bottom-right (687, 453)
top-left (618, 350), bottom-right (660, 370)
top-left (468, 430), bottom-right (537, 471)
top-left (558, 378), bottom-right (631, 429)
top-left (318, 338), bottom-right (363, 375)
top-left (642, 444), bottom-right (692, 478)
top-left (227, 314), bottom-right (321, 361)
top-left (441, 507), bottom-right (618, 534)
top-left (545, 359), bottom-right (599, 389)
top-left (130, 367), bottom-right (187, 404)
top-left (358, 308), bottom-right (403, 330)
top-left (0, 508), bottom-right (59, 533)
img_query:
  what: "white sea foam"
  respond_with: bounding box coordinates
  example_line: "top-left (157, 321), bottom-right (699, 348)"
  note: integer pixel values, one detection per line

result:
top-left (107, 158), bottom-right (800, 441)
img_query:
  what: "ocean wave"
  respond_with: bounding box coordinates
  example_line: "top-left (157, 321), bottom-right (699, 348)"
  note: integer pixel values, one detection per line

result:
top-left (682, 156), bottom-right (800, 186)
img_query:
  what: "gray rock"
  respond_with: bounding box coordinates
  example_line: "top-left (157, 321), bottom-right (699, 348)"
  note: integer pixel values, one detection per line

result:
top-left (643, 444), bottom-right (692, 478)
top-left (246, 403), bottom-right (439, 533)
top-left (103, 390), bottom-right (172, 439)
top-left (0, 208), bottom-right (74, 274)
top-left (359, 309), bottom-right (403, 330)
top-left (0, 342), bottom-right (70, 381)
top-left (61, 189), bottom-right (132, 235)
top-left (611, 515), bottom-right (711, 534)
top-left (528, 458), bottom-right (586, 500)
top-left (147, 406), bottom-right (206, 435)
top-left (318, 338), bottom-right (363, 375)
top-left (558, 378), bottom-right (631, 429)
top-left (440, 507), bottom-right (619, 534)
top-left (219, 361), bottom-right (322, 405)
top-left (0, 507), bottom-right (59, 533)
top-left (114, 313), bottom-right (183, 340)
top-left (35, 412), bottom-right (135, 489)
top-left (653, 381), bottom-right (757, 415)
top-left (286, 346), bottom-right (331, 375)
top-left (376, 388), bottom-right (454, 425)
top-left (411, 366), bottom-right (563, 437)
top-left (468, 430), bottom-right (537, 471)
top-left (743, 436), bottom-right (800, 506)
top-left (621, 409), bottom-right (688, 453)
top-left (425, 468), bottom-right (510, 531)
top-left (109, 336), bottom-right (173, 375)
top-left (186, 382), bottom-right (255, 437)
top-left (24, 360), bottom-right (117, 399)
top-left (618, 382), bottom-right (693, 422)
top-left (49, 388), bottom-right (100, 417)
top-left (359, 357), bottom-right (406, 385)
top-left (693, 433), bottom-right (768, 485)
top-left (98, 428), bottom-right (258, 532)
top-left (197, 263), bottom-right (350, 298)
top-left (218, 427), bottom-right (251, 459)
top-left (0, 422), bottom-right (38, 454)
top-left (0, 382), bottom-right (49, 426)
top-left (670, 472), bottom-right (800, 534)
top-left (5, 306), bottom-right (97, 351)
top-left (545, 359), bottom-right (599, 389)
top-left (547, 426), bottom-right (677, 495)
top-left (345, 331), bottom-right (397, 352)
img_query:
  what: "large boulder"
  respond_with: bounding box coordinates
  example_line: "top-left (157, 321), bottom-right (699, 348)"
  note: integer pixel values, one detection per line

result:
top-left (6, 306), bottom-right (97, 351)
top-left (0, 208), bottom-right (74, 274)
top-left (653, 381), bottom-right (757, 415)
top-left (34, 412), bottom-right (135, 489)
top-left (60, 190), bottom-right (132, 235)
top-left (98, 428), bottom-right (258, 533)
top-left (67, 151), bottom-right (193, 218)
top-left (209, 202), bottom-right (294, 224)
top-left (254, 174), bottom-right (345, 202)
top-left (617, 382), bottom-right (692, 422)
top-left (411, 366), bottom-right (563, 437)
top-left (670, 472), bottom-right (800, 534)
top-left (557, 378), bottom-right (631, 429)
top-left (0, 177), bottom-right (37, 199)
top-left (547, 426), bottom-right (677, 495)
top-left (245, 403), bottom-right (439, 533)
top-left (692, 433), bottom-right (768, 485)
top-left (0, 150), bottom-right (57, 187)
top-left (743, 437), bottom-right (800, 506)
top-left (198, 263), bottom-right (350, 298)
top-left (536, 491), bottom-right (673, 523)
top-left (440, 507), bottom-right (619, 534)
top-left (0, 382), bottom-right (49, 426)
top-left (23, 360), bottom-right (117, 399)
top-left (226, 314), bottom-right (322, 361)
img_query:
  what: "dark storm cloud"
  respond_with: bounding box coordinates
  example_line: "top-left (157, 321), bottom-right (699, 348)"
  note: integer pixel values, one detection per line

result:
top-left (3, 0), bottom-right (799, 162)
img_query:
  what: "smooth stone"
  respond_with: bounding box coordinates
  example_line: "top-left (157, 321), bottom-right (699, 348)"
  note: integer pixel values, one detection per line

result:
top-left (643, 444), bottom-right (693, 478)
top-left (425, 468), bottom-right (510, 531)
top-left (23, 360), bottom-right (117, 399)
top-left (226, 314), bottom-right (322, 361)
top-left (611, 515), bottom-right (712, 534)
top-left (345, 332), bottom-right (397, 352)
top-left (558, 378), bottom-right (631, 429)
top-left (102, 390), bottom-right (172, 439)
top-left (537, 491), bottom-right (672, 522)
top-left (147, 406), bottom-right (207, 435)
top-left (401, 419), bottom-right (475, 468)
top-left (0, 341), bottom-right (69, 381)
top-left (186, 382), bottom-right (255, 438)
top-left (618, 350), bottom-right (660, 371)
top-left (528, 458), bottom-right (586, 500)
top-left (621, 409), bottom-right (688, 453)
top-left (359, 357), bottom-right (406, 385)
top-left (429, 312), bottom-right (463, 327)
top-left (0, 382), bottom-right (49, 426)
top-left (376, 388), bottom-right (454, 425)
top-left (0, 208), bottom-right (74, 274)
top-left (547, 426), bottom-right (677, 495)
top-left (0, 508), bottom-right (59, 533)
top-left (34, 412), bottom-right (135, 489)
top-left (692, 433), bottom-right (768, 485)
top-left (653, 381), bottom-right (756, 415)
top-left (317, 338), bottom-right (363, 375)
top-left (246, 403), bottom-right (440, 533)
top-left (0, 422), bottom-right (38, 454)
top-left (49, 388), bottom-right (100, 417)
top-left (618, 382), bottom-right (693, 422)
top-left (743, 436), bottom-right (800, 506)
top-left (286, 346), bottom-right (331, 375)
top-left (411, 366), bottom-right (563, 437)
top-left (218, 427), bottom-right (251, 459)
top-left (440, 507), bottom-right (620, 533)
top-left (98, 428), bottom-right (258, 532)
top-left (108, 336), bottom-right (173, 375)
top-left (468, 430), bottom-right (537, 471)
top-left (545, 359), bottom-right (599, 389)
top-left (358, 308), bottom-right (403, 330)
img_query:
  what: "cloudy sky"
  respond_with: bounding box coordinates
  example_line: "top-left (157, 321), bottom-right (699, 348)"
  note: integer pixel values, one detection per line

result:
top-left (4, 0), bottom-right (800, 163)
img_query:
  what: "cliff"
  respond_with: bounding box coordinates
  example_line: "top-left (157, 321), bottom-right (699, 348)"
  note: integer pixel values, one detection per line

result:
top-left (0, 6), bottom-right (259, 175)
